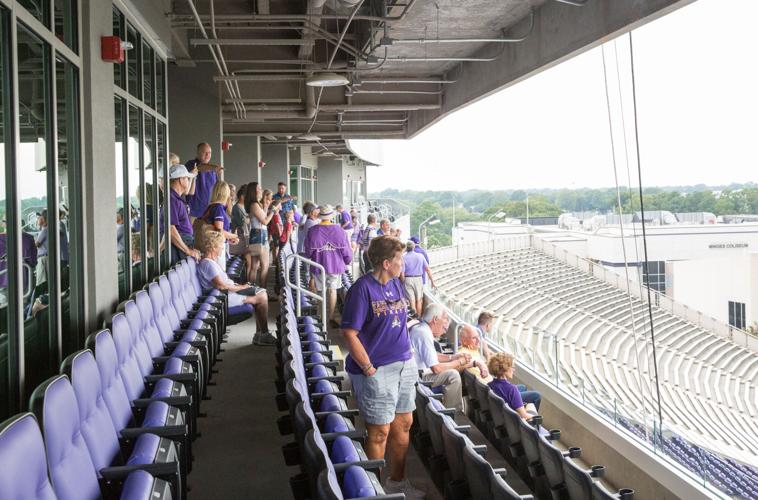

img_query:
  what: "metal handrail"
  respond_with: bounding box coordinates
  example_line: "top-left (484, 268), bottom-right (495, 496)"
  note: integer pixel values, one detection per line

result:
top-left (0, 263), bottom-right (34, 299)
top-left (284, 253), bottom-right (327, 322)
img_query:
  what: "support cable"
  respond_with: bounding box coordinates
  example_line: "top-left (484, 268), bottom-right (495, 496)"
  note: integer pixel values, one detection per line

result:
top-left (628, 31), bottom-right (665, 441)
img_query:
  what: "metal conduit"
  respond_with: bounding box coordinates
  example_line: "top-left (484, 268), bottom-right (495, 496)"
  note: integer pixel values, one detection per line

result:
top-left (190, 38), bottom-right (314, 46)
top-left (352, 89), bottom-right (442, 95)
top-left (185, 0), bottom-right (244, 118)
top-left (554, 0), bottom-right (589, 6)
top-left (387, 10), bottom-right (534, 45)
top-left (210, 0), bottom-right (246, 118)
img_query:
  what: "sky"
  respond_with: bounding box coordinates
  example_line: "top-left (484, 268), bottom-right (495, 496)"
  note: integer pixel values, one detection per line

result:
top-left (353, 0), bottom-right (758, 192)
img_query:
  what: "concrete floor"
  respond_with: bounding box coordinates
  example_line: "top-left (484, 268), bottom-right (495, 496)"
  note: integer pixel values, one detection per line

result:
top-left (187, 308), bottom-right (530, 499)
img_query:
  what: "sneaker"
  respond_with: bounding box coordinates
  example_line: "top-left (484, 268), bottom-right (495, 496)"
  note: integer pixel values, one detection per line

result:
top-left (252, 332), bottom-right (277, 346)
top-left (383, 478), bottom-right (426, 499)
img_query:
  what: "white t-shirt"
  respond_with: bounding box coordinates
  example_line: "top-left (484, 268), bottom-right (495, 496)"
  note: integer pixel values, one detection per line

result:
top-left (197, 258), bottom-right (244, 307)
top-left (409, 322), bottom-right (438, 375)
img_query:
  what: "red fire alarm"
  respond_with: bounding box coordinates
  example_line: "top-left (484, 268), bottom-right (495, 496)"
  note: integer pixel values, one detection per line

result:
top-left (101, 36), bottom-right (125, 63)
top-left (221, 140), bottom-right (232, 151)
top-left (258, 160), bottom-right (266, 168)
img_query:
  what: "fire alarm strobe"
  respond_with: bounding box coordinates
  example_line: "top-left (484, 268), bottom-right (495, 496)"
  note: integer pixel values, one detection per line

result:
top-left (101, 36), bottom-right (132, 63)
top-left (258, 160), bottom-right (266, 168)
top-left (222, 140), bottom-right (232, 151)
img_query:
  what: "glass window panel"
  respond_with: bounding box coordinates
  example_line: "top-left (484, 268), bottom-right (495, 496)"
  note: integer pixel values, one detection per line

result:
top-left (156, 121), bottom-right (168, 271)
top-left (17, 24), bottom-right (54, 400)
top-left (127, 104), bottom-right (143, 289)
top-left (142, 41), bottom-right (154, 108)
top-left (56, 56), bottom-right (79, 357)
top-left (0, 7), bottom-right (10, 420)
top-left (54, 0), bottom-right (77, 52)
top-left (112, 8), bottom-right (124, 89)
top-left (155, 57), bottom-right (165, 116)
top-left (126, 23), bottom-right (140, 99)
top-left (18, 0), bottom-right (49, 27)
top-left (114, 97), bottom-right (127, 299)
top-left (143, 114), bottom-right (156, 277)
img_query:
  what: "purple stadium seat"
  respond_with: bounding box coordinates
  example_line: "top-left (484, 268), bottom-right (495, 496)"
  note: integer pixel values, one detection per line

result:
top-left (342, 465), bottom-right (378, 498)
top-left (330, 435), bottom-right (361, 463)
top-left (0, 413), bottom-right (57, 500)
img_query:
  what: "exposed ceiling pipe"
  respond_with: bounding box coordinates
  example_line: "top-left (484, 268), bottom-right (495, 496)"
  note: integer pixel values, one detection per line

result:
top-left (554, 0), bottom-right (588, 5)
top-left (191, 38), bottom-right (315, 46)
top-left (222, 103), bottom-right (439, 120)
top-left (386, 41), bottom-right (507, 63)
top-left (224, 131), bottom-right (405, 137)
top-left (299, 0), bottom-right (328, 60)
top-left (361, 78), bottom-right (455, 84)
top-left (351, 89), bottom-right (442, 95)
top-left (215, 74), bottom-right (304, 81)
top-left (385, 10), bottom-right (534, 44)
top-left (209, 0), bottom-right (246, 118)
top-left (185, 0), bottom-right (243, 118)
top-left (224, 98), bottom-right (303, 104)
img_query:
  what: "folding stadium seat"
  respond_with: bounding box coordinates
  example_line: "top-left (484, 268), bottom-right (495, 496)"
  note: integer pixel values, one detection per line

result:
top-left (563, 458), bottom-right (606, 500)
top-left (462, 370), bottom-right (480, 421)
top-left (63, 350), bottom-right (192, 474)
top-left (303, 428), bottom-right (384, 499)
top-left (134, 290), bottom-right (210, 389)
top-left (424, 398), bottom-right (462, 487)
top-left (0, 413), bottom-right (57, 500)
top-left (148, 281), bottom-right (217, 365)
top-left (169, 266), bottom-right (225, 336)
top-left (0, 412), bottom-right (173, 500)
top-left (30, 375), bottom-right (180, 499)
top-left (592, 481), bottom-right (634, 500)
top-left (474, 377), bottom-right (496, 439)
top-left (412, 383), bottom-right (443, 462)
top-left (120, 301), bottom-right (202, 405)
top-left (178, 260), bottom-right (229, 326)
top-left (518, 415), bottom-right (552, 496)
top-left (462, 443), bottom-right (534, 500)
top-left (440, 412), bottom-right (489, 499)
top-left (317, 465), bottom-right (404, 500)
top-left (537, 430), bottom-right (582, 500)
top-left (87, 329), bottom-right (197, 439)
top-left (487, 391), bottom-right (512, 459)
top-left (501, 401), bottom-right (528, 474)
top-left (158, 275), bottom-right (220, 355)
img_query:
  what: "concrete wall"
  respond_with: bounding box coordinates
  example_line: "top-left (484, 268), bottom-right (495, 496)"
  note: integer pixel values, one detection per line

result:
top-left (223, 136), bottom-right (260, 188)
top-left (260, 144), bottom-right (289, 191)
top-left (670, 254), bottom-right (756, 327)
top-left (316, 157), bottom-right (343, 206)
top-left (81, 0), bottom-right (120, 329)
top-left (167, 64), bottom-right (222, 165)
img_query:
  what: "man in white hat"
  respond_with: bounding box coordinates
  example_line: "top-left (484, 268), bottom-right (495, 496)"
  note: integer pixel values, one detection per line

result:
top-left (304, 204), bottom-right (353, 327)
top-left (169, 164), bottom-right (201, 262)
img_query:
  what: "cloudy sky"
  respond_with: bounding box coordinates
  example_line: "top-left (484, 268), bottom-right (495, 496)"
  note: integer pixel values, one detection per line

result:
top-left (354, 0), bottom-right (758, 192)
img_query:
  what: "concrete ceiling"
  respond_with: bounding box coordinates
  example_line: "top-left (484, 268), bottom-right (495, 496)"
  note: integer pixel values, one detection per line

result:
top-left (168, 0), bottom-right (695, 156)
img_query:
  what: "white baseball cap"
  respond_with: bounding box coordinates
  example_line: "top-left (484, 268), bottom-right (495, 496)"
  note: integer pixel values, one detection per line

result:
top-left (169, 164), bottom-right (196, 179)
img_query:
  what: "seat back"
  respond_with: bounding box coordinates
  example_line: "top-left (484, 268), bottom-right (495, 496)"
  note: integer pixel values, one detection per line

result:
top-left (330, 435), bottom-right (360, 463)
top-left (86, 329), bottom-right (135, 431)
top-left (342, 465), bottom-right (378, 498)
top-left (415, 384), bottom-right (433, 433)
top-left (593, 482), bottom-right (634, 500)
top-left (440, 413), bottom-right (468, 482)
top-left (488, 391), bottom-right (507, 434)
top-left (518, 416), bottom-right (542, 468)
top-left (110, 313), bottom-right (148, 401)
top-left (502, 402), bottom-right (523, 450)
top-left (122, 300), bottom-right (155, 376)
top-left (151, 280), bottom-right (182, 333)
top-left (538, 432), bottom-right (572, 492)
top-left (317, 468), bottom-right (344, 500)
top-left (462, 443), bottom-right (496, 500)
top-left (168, 269), bottom-right (194, 313)
top-left (159, 275), bottom-right (187, 322)
top-left (563, 459), bottom-right (595, 500)
top-left (424, 400), bottom-right (447, 457)
top-left (303, 428), bottom-right (331, 496)
top-left (0, 413), bottom-right (57, 500)
top-left (30, 375), bottom-right (101, 500)
top-left (475, 378), bottom-right (491, 415)
top-left (492, 472), bottom-right (533, 500)
top-left (61, 350), bottom-right (122, 471)
top-left (134, 291), bottom-right (166, 357)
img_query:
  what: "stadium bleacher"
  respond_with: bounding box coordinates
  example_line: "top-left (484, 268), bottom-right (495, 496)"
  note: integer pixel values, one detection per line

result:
top-left (432, 247), bottom-right (758, 486)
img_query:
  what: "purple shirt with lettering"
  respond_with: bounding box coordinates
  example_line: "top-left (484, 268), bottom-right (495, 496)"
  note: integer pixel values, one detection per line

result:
top-left (304, 223), bottom-right (352, 275)
top-left (169, 188), bottom-right (193, 236)
top-left (342, 273), bottom-right (412, 374)
top-left (489, 378), bottom-right (524, 410)
top-left (205, 203), bottom-right (230, 231)
top-left (185, 159), bottom-right (218, 218)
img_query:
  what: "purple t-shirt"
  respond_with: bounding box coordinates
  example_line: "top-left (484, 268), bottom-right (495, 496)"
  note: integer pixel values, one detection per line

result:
top-left (205, 203), bottom-right (230, 231)
top-left (403, 251), bottom-right (426, 277)
top-left (339, 210), bottom-right (353, 230)
top-left (342, 273), bottom-right (412, 374)
top-left (489, 378), bottom-right (524, 410)
top-left (304, 223), bottom-right (352, 275)
top-left (169, 188), bottom-right (193, 236)
top-left (0, 232), bottom-right (37, 288)
top-left (185, 159), bottom-right (218, 218)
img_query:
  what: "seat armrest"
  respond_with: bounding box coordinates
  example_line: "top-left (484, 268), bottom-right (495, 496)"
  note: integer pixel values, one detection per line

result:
top-left (99, 462), bottom-right (177, 480)
top-left (332, 459), bottom-right (385, 473)
top-left (320, 430), bottom-right (366, 442)
top-left (310, 390), bottom-right (351, 399)
top-left (145, 373), bottom-right (196, 383)
top-left (315, 409), bottom-right (360, 418)
top-left (493, 468), bottom-right (508, 477)
top-left (473, 444), bottom-right (487, 457)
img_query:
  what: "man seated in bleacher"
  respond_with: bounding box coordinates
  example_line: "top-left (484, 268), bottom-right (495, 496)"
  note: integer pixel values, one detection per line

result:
top-left (409, 303), bottom-right (475, 412)
top-left (488, 353), bottom-right (542, 419)
top-left (457, 324), bottom-right (493, 382)
top-left (197, 231), bottom-right (276, 346)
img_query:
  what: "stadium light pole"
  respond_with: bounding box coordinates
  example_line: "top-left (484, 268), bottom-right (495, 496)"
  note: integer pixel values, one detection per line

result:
top-left (487, 211), bottom-right (506, 241)
top-left (419, 215), bottom-right (440, 248)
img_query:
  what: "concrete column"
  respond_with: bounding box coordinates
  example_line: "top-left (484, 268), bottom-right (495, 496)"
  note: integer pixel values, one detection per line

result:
top-left (316, 157), bottom-right (343, 206)
top-left (223, 136), bottom-right (260, 188)
top-left (167, 64), bottom-right (222, 165)
top-left (80, 0), bottom-right (119, 328)
top-left (260, 143), bottom-right (289, 190)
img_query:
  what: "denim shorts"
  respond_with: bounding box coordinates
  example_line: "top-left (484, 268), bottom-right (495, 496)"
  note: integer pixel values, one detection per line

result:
top-left (349, 358), bottom-right (417, 425)
top-left (249, 227), bottom-right (268, 245)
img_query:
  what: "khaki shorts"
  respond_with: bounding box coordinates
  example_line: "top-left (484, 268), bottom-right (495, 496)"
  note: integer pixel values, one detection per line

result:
top-left (403, 276), bottom-right (423, 303)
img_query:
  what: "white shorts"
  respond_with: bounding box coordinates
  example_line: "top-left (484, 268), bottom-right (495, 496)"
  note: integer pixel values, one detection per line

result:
top-left (315, 273), bottom-right (343, 291)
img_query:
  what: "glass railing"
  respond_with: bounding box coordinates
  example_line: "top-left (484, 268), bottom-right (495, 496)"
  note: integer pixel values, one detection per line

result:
top-left (428, 288), bottom-right (756, 499)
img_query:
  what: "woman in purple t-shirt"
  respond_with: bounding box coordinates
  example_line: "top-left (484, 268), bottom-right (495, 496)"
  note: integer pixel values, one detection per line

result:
top-left (340, 235), bottom-right (422, 497)
top-left (488, 352), bottom-right (535, 421)
top-left (200, 181), bottom-right (239, 269)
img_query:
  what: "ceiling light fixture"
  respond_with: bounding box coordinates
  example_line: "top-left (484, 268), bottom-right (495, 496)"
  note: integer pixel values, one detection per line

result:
top-left (306, 72), bottom-right (349, 87)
